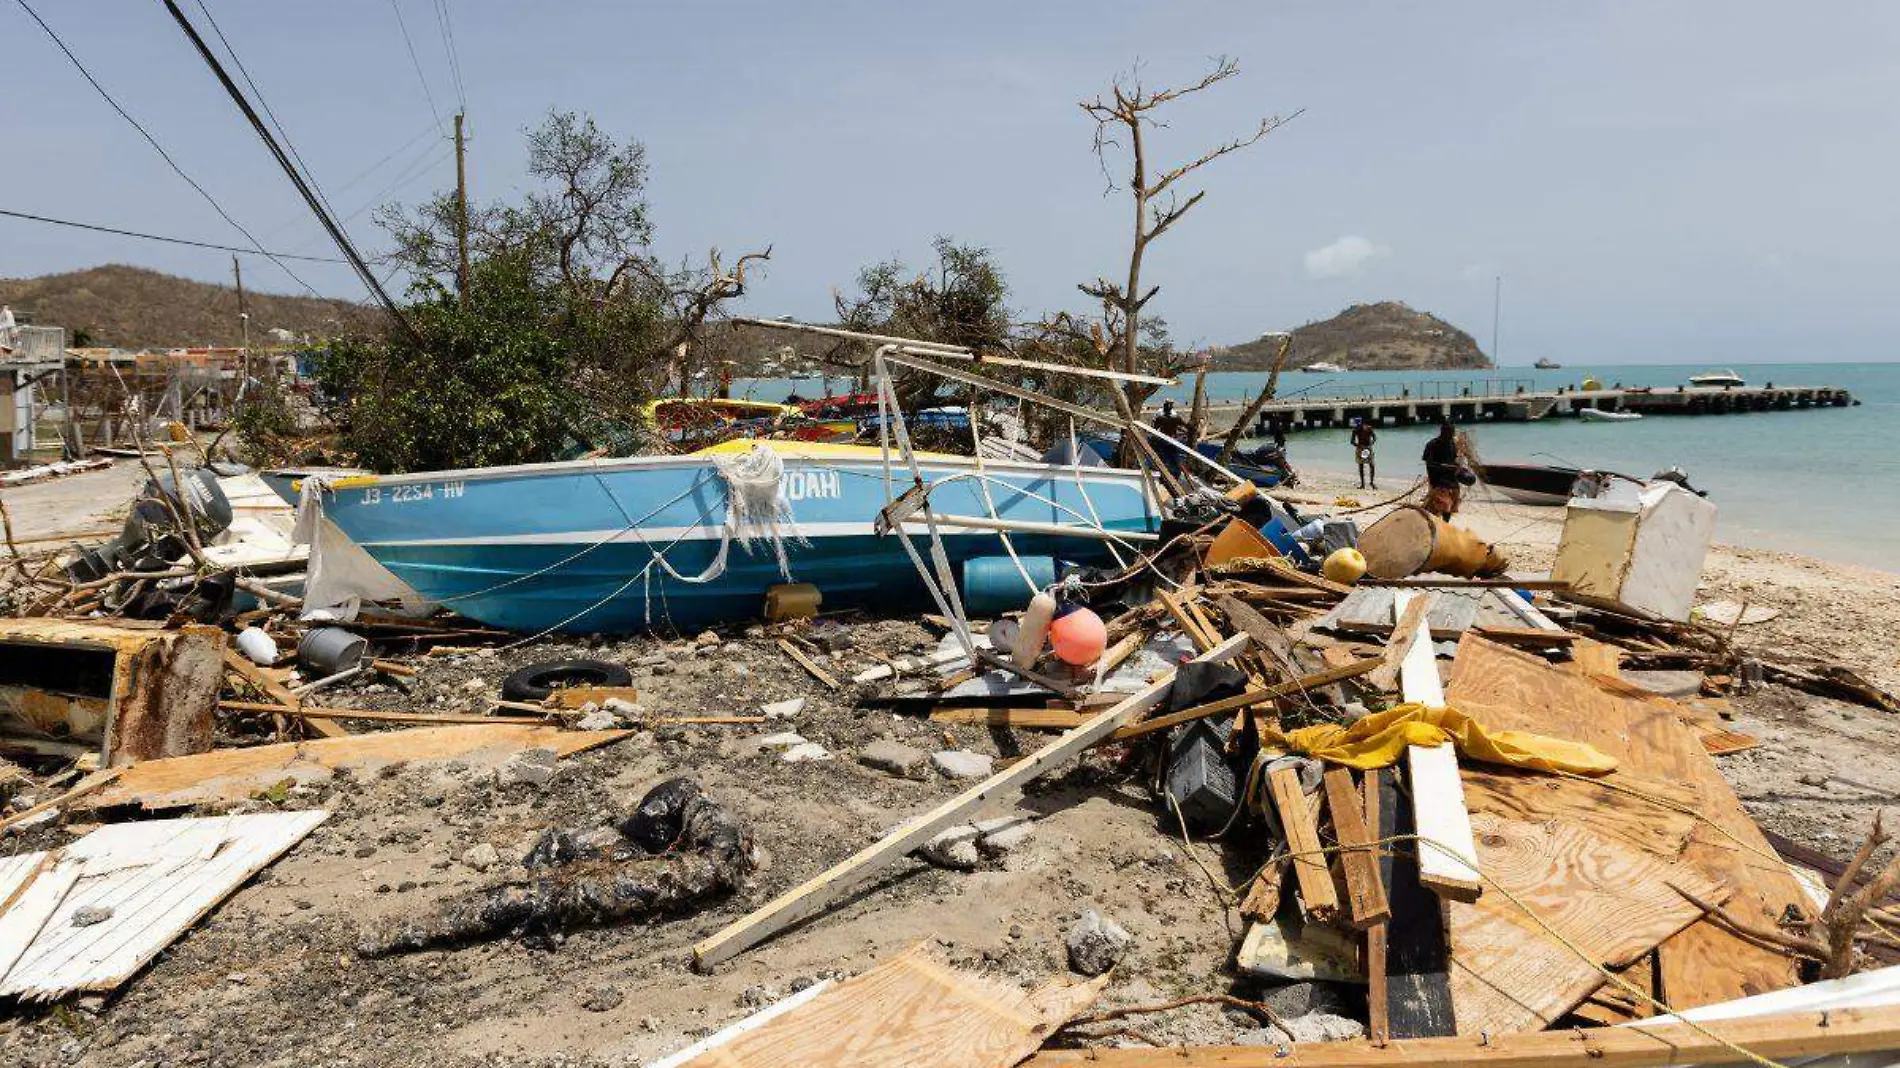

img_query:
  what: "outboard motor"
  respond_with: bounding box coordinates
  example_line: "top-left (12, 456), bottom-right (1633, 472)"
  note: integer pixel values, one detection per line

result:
top-left (65, 468), bottom-right (235, 583)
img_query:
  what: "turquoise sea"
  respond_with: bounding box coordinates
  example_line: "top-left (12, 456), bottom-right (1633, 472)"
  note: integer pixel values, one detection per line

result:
top-left (737, 362), bottom-right (1899, 573)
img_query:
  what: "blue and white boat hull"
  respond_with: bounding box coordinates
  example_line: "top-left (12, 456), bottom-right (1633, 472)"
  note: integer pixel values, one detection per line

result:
top-left (308, 445), bottom-right (1158, 633)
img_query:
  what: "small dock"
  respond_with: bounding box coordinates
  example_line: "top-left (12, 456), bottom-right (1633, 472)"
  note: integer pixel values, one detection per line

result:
top-left (1200, 379), bottom-right (1856, 433)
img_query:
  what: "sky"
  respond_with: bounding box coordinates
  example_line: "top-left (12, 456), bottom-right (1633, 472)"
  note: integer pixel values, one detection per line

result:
top-left (5, 1), bottom-right (1899, 366)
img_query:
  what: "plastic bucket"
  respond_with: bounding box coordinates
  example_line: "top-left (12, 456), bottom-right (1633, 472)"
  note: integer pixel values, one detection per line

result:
top-left (299, 626), bottom-right (367, 676)
top-left (960, 555), bottom-right (1058, 615)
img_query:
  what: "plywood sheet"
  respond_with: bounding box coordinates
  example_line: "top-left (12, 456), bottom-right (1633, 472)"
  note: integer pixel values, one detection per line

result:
top-left (2, 811), bottom-right (328, 999)
top-left (1445, 635), bottom-right (1806, 1011)
top-left (85, 725), bottom-right (630, 810)
top-left (669, 941), bottom-right (1105, 1068)
top-left (1445, 811), bottom-right (1726, 1035)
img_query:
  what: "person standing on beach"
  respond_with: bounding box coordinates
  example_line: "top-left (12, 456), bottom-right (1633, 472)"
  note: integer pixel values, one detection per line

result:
top-left (1422, 421), bottom-right (1464, 518)
top-left (1350, 419), bottom-right (1377, 489)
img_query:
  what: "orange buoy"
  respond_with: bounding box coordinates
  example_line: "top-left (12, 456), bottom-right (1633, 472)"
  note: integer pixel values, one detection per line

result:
top-left (1049, 606), bottom-right (1107, 666)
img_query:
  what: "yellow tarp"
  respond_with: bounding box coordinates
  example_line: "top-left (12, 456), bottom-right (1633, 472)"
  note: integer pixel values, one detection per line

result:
top-left (1263, 702), bottom-right (1617, 776)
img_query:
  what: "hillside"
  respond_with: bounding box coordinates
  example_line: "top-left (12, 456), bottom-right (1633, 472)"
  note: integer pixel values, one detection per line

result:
top-left (0, 264), bottom-right (381, 349)
top-left (1214, 301), bottom-right (1491, 371)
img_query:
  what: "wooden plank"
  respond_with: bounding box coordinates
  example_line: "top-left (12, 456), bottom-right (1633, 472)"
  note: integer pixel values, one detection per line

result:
top-left (1022, 1003), bottom-right (1900, 1067)
top-left (1268, 766), bottom-right (1337, 923)
top-left (1444, 811), bottom-right (1727, 1035)
top-left (220, 701), bottom-right (551, 725)
top-left (1322, 765), bottom-right (1387, 928)
top-left (0, 768), bottom-right (123, 834)
top-left (1372, 765), bottom-right (1454, 1039)
top-left (1444, 636), bottom-right (1807, 1010)
top-left (691, 634), bottom-right (1250, 969)
top-left (85, 725), bottom-right (631, 810)
top-left (1, 811), bottom-right (329, 998)
top-left (224, 648), bottom-right (349, 739)
top-left (1366, 590), bottom-right (1435, 692)
top-left (777, 638), bottom-right (840, 689)
top-left (1393, 591), bottom-right (1478, 903)
top-left (0, 859), bottom-right (76, 988)
top-left (1361, 769), bottom-right (1389, 1044)
top-left (544, 686), bottom-right (641, 709)
top-left (1160, 589), bottom-right (1217, 652)
top-left (929, 707), bottom-right (1089, 729)
top-left (667, 942), bottom-right (1105, 1068)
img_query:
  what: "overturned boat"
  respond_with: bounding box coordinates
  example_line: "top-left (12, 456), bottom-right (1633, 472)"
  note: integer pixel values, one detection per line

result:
top-left (300, 440), bottom-right (1159, 634)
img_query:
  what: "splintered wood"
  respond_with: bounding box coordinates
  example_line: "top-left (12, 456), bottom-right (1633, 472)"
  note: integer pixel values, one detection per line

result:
top-left (1268, 765), bottom-right (1337, 923)
top-left (1444, 635), bottom-right (1807, 1017)
top-left (663, 942), bottom-right (1105, 1068)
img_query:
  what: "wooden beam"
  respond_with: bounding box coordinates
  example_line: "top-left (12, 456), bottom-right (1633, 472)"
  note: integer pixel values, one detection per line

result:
top-left (1159, 589), bottom-right (1217, 652)
top-left (689, 634), bottom-right (1249, 970)
top-left (1023, 1004), bottom-right (1900, 1067)
top-left (1394, 590), bottom-right (1480, 903)
top-left (1323, 765), bottom-right (1388, 928)
top-left (1361, 769), bottom-right (1390, 1045)
top-left (1268, 765), bottom-right (1337, 923)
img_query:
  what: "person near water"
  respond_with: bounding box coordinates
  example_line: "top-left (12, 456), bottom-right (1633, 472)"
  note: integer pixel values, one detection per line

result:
top-left (1422, 421), bottom-right (1463, 518)
top-left (1350, 418), bottom-right (1377, 489)
top-left (1150, 400), bottom-right (1190, 473)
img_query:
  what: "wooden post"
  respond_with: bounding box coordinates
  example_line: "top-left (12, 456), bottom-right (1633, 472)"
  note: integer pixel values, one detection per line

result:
top-left (1267, 765), bottom-right (1336, 923)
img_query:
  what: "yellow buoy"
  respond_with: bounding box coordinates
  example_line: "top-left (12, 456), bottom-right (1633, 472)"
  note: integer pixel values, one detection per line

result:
top-left (1322, 547), bottom-right (1368, 585)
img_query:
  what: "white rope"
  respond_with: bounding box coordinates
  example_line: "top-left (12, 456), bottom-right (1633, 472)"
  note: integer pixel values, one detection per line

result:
top-left (1067, 416), bottom-right (1131, 568)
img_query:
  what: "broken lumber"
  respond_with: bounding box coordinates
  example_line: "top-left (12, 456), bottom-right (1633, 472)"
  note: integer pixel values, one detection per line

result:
top-left (224, 647), bottom-right (348, 740)
top-left (1322, 765), bottom-right (1388, 928)
top-left (1023, 1003), bottom-right (1900, 1067)
top-left (690, 633), bottom-right (1250, 970)
top-left (777, 638), bottom-right (840, 689)
top-left (1394, 590), bottom-right (1480, 903)
top-left (1361, 769), bottom-right (1390, 1044)
top-left (1107, 657), bottom-right (1382, 743)
top-left (1366, 590), bottom-right (1436, 692)
top-left (1268, 765), bottom-right (1337, 923)
top-left (660, 942), bottom-right (1105, 1068)
top-left (928, 707), bottom-right (1089, 729)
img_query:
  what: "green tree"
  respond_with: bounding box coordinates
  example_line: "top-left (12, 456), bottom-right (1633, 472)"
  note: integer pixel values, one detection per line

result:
top-left (314, 111), bottom-right (767, 472)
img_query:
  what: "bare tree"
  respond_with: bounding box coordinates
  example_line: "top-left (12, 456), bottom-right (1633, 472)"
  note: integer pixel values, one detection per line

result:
top-left (1078, 57), bottom-right (1300, 416)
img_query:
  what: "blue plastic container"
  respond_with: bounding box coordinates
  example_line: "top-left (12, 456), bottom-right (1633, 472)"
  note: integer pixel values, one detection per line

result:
top-left (960, 555), bottom-right (1058, 614)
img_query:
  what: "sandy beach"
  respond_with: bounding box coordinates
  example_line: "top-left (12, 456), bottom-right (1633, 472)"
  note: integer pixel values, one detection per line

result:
top-left (2, 459), bottom-right (1898, 1066)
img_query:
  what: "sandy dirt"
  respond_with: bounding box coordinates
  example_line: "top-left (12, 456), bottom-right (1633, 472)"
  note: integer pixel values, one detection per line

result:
top-left (0, 462), bottom-right (1896, 1067)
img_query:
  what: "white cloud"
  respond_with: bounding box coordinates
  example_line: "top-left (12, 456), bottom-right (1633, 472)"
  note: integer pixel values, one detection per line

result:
top-left (1304, 235), bottom-right (1392, 279)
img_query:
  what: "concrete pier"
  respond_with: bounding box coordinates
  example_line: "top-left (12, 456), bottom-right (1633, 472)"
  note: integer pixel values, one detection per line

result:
top-left (1196, 381), bottom-right (1856, 434)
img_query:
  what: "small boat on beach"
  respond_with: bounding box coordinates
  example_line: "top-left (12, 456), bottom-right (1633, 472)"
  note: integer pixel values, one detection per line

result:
top-left (1577, 407), bottom-right (1642, 423)
top-left (1689, 368), bottom-right (1745, 388)
top-left (1302, 361), bottom-right (1347, 374)
top-left (300, 440), bottom-right (1159, 633)
top-left (1476, 462), bottom-right (1584, 506)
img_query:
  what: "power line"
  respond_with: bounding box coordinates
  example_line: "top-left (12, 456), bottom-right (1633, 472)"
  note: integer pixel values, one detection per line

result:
top-left (157, 0), bottom-right (420, 342)
top-left (432, 0), bottom-right (467, 110)
top-left (285, 139), bottom-right (451, 255)
top-left (11, 0), bottom-right (325, 299)
top-left (190, 0), bottom-right (344, 226)
top-left (386, 0), bottom-right (443, 130)
top-left (0, 208), bottom-right (347, 262)
top-left (260, 119), bottom-right (442, 243)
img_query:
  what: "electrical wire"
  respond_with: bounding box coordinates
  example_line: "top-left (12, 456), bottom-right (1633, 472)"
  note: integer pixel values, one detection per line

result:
top-left (431, 0), bottom-right (467, 110)
top-left (190, 0), bottom-right (344, 226)
top-left (12, 0), bottom-right (326, 299)
top-left (156, 0), bottom-right (420, 343)
top-left (0, 208), bottom-right (346, 263)
top-left (385, 0), bottom-right (443, 130)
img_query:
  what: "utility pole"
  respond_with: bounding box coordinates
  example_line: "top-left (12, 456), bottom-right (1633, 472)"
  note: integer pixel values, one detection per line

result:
top-left (233, 255), bottom-right (250, 415)
top-left (454, 111), bottom-right (470, 305)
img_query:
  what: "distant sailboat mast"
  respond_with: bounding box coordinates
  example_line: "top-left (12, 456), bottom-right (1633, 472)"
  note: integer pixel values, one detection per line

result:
top-left (1492, 273), bottom-right (1502, 365)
